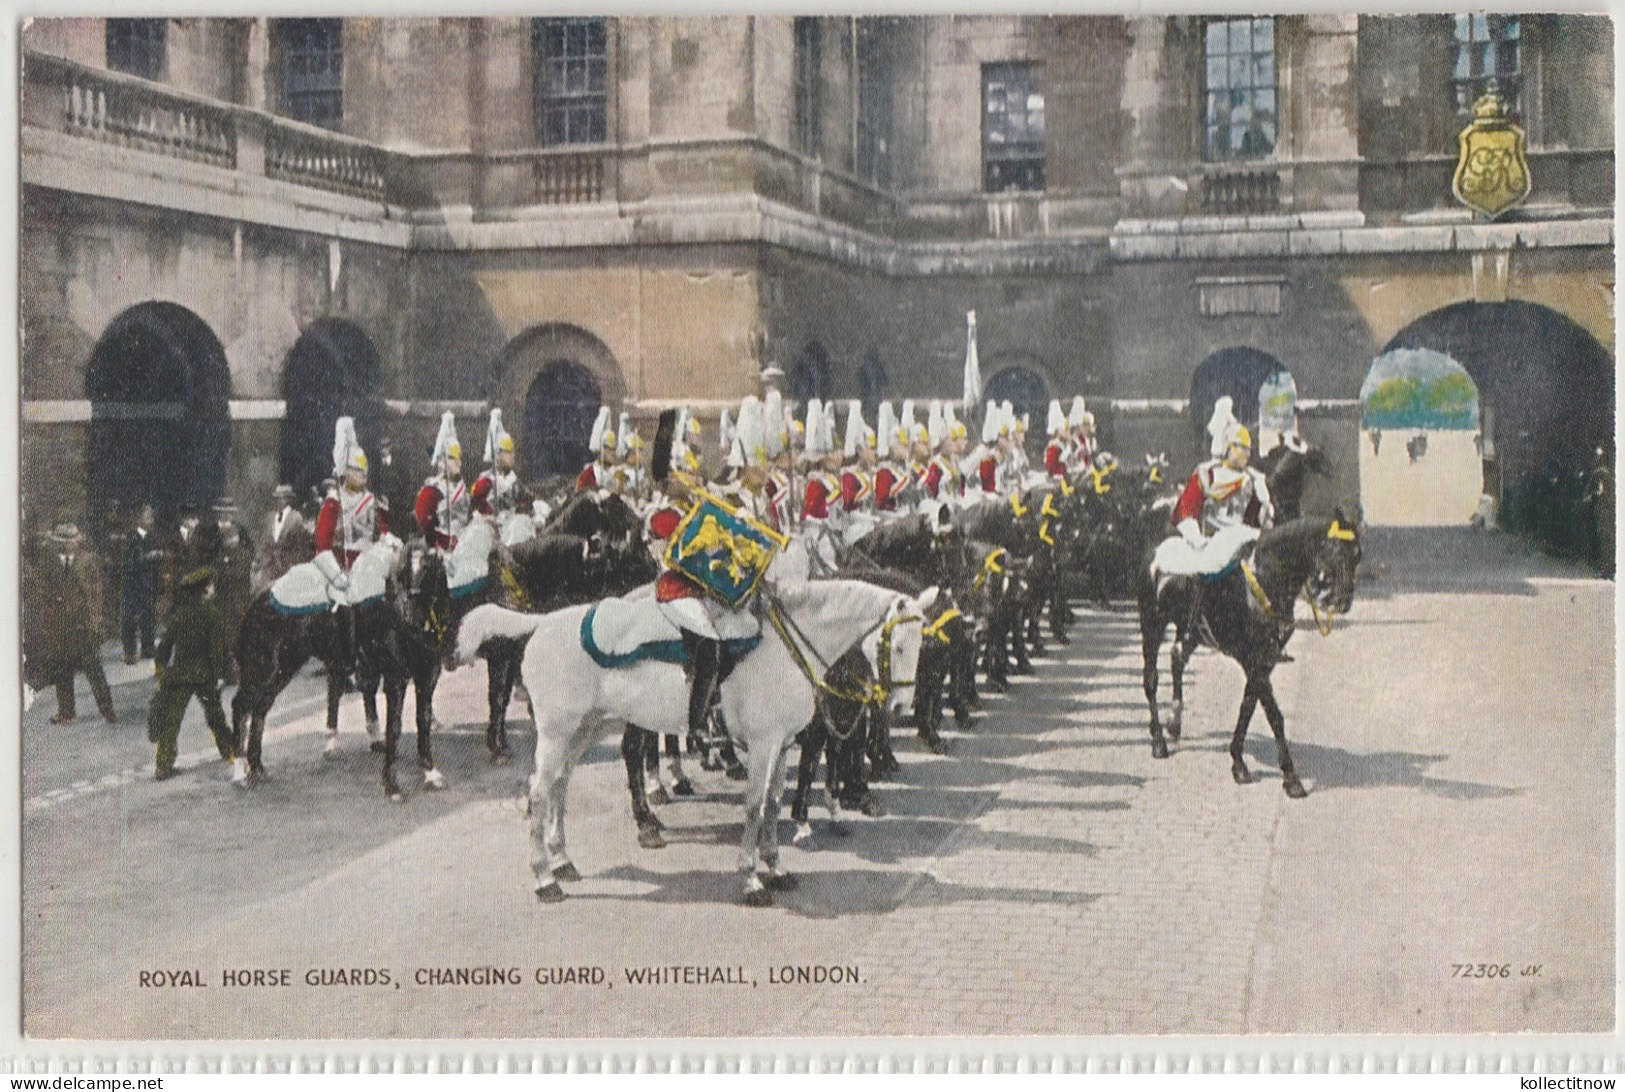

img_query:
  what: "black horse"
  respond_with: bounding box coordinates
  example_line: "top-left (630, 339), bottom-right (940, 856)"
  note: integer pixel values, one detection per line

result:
top-left (231, 542), bottom-right (450, 798)
top-left (1137, 511), bottom-right (1362, 797)
top-left (1253, 439), bottom-right (1334, 523)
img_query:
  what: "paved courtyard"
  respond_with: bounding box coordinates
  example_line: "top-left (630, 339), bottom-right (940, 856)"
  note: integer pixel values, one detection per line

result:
top-left (21, 529), bottom-right (1613, 1039)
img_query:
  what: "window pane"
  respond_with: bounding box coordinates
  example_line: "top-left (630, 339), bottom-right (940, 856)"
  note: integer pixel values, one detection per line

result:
top-left (1252, 17), bottom-right (1273, 51)
top-left (533, 17), bottom-right (609, 147)
top-left (1229, 20), bottom-right (1249, 53)
top-left (1208, 55), bottom-right (1227, 90)
top-left (1471, 13), bottom-right (1488, 39)
top-left (1253, 53), bottom-right (1273, 89)
top-left (1229, 55), bottom-right (1248, 88)
top-left (1455, 13), bottom-right (1470, 41)
top-left (1206, 21), bottom-right (1226, 52)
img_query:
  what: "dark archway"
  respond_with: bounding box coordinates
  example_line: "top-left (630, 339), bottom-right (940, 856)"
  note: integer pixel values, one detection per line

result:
top-left (524, 361), bottom-right (602, 480)
top-left (1381, 301), bottom-right (1613, 555)
top-left (788, 341), bottom-right (834, 405)
top-left (87, 302), bottom-right (230, 518)
top-left (1190, 347), bottom-right (1286, 450)
top-left (983, 365), bottom-right (1050, 431)
top-left (280, 319), bottom-right (385, 500)
top-left (1382, 301), bottom-right (1612, 482)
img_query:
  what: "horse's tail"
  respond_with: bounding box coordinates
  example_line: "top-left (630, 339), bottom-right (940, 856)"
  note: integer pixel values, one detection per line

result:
top-left (457, 603), bottom-right (546, 663)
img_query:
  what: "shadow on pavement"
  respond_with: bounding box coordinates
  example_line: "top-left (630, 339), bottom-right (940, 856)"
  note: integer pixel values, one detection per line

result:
top-left (587, 864), bottom-right (1102, 918)
top-left (1358, 527), bottom-right (1604, 599)
top-left (1238, 736), bottom-right (1521, 799)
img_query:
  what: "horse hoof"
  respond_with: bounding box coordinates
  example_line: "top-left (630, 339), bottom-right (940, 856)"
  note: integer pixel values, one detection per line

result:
top-left (422, 769), bottom-right (447, 791)
top-left (1232, 765), bottom-right (1255, 785)
top-left (648, 786), bottom-right (670, 807)
top-left (792, 825), bottom-right (817, 850)
top-left (1152, 739), bottom-right (1169, 760)
top-left (552, 862), bottom-right (582, 882)
top-left (742, 887), bottom-right (773, 908)
top-left (671, 778), bottom-right (695, 797)
top-left (389, 789), bottom-right (406, 803)
top-left (860, 796), bottom-right (884, 818)
top-left (762, 871), bottom-right (798, 892)
top-left (1283, 777), bottom-right (1309, 799)
top-left (491, 750), bottom-right (512, 766)
top-left (322, 736), bottom-right (340, 758)
top-left (922, 734), bottom-right (949, 755)
top-left (638, 826), bottom-right (667, 849)
top-left (1167, 723), bottom-right (1182, 743)
top-left (725, 765), bottom-right (748, 782)
top-left (365, 720), bottom-right (381, 740)
top-left (535, 881), bottom-right (566, 904)
top-left (953, 709), bottom-right (972, 729)
top-left (368, 741), bottom-right (387, 754)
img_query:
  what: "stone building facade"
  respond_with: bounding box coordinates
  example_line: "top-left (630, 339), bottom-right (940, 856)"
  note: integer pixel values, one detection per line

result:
top-left (20, 15), bottom-right (1614, 535)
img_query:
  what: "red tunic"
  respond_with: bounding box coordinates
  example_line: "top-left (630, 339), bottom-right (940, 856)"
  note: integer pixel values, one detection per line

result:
top-left (470, 473), bottom-right (496, 516)
top-left (1172, 465), bottom-right (1264, 528)
top-left (874, 466), bottom-right (901, 512)
top-left (655, 569), bottom-right (702, 602)
top-left (840, 470), bottom-right (871, 512)
top-left (412, 484), bottom-right (456, 551)
top-left (978, 456), bottom-right (998, 494)
top-left (1044, 441), bottom-right (1068, 476)
top-left (804, 477), bottom-right (834, 521)
top-left (576, 464), bottom-right (605, 492)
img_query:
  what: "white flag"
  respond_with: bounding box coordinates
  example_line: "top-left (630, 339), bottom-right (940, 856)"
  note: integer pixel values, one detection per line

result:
top-left (961, 310), bottom-right (982, 410)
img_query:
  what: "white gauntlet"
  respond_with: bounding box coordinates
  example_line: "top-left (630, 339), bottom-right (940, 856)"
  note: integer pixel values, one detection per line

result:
top-left (1177, 518), bottom-right (1204, 548)
top-left (313, 550), bottom-right (349, 591)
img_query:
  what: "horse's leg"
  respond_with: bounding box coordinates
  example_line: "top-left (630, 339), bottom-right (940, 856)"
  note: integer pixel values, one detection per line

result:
top-left (664, 734), bottom-right (693, 796)
top-left (1168, 639), bottom-right (1187, 744)
top-left (1140, 594), bottom-right (1169, 760)
top-left (736, 733), bottom-right (781, 907)
top-left (485, 646), bottom-right (515, 762)
top-left (1229, 677), bottom-right (1263, 785)
top-left (417, 664), bottom-right (446, 790)
top-left (622, 726), bottom-right (665, 849)
top-left (1256, 676), bottom-right (1307, 798)
top-left (381, 671), bottom-right (408, 801)
top-left (790, 723), bottom-right (822, 847)
top-left (845, 709), bottom-right (882, 818)
top-left (360, 667), bottom-right (382, 746)
top-left (757, 737), bottom-right (797, 892)
top-left (323, 668), bottom-right (344, 755)
top-left (530, 721), bottom-right (575, 902)
top-left (822, 719), bottom-right (846, 835)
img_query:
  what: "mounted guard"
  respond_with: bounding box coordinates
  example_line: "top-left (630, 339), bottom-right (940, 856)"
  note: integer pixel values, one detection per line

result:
top-left (839, 400), bottom-right (881, 545)
top-left (577, 408), bottom-right (619, 493)
top-left (414, 411), bottom-right (470, 553)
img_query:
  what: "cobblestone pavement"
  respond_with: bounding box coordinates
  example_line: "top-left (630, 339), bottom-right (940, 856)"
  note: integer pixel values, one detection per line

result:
top-left (21, 530), bottom-right (1613, 1039)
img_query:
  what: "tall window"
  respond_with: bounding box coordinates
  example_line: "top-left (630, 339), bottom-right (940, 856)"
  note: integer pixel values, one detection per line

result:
top-left (794, 18), bottom-right (822, 156)
top-left (532, 18), bottom-right (609, 145)
top-left (277, 19), bottom-right (343, 130)
top-left (1453, 14), bottom-right (1520, 113)
top-left (856, 18), bottom-right (894, 187)
top-left (106, 19), bottom-right (166, 81)
top-left (982, 62), bottom-right (1045, 192)
top-left (1203, 17), bottom-right (1277, 161)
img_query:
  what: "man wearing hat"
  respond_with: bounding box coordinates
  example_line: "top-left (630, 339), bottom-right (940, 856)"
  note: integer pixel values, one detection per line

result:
top-left (38, 522), bottom-right (118, 725)
top-left (121, 504), bottom-right (164, 664)
top-left (372, 435), bottom-right (414, 527)
top-left (314, 418), bottom-right (391, 677)
top-left (577, 408), bottom-right (620, 492)
top-left (165, 504), bottom-right (207, 608)
top-left (415, 412), bottom-right (471, 553)
top-left (148, 566), bottom-right (236, 780)
top-left (1172, 397), bottom-right (1274, 545)
top-left (258, 484), bottom-right (310, 589)
top-left (198, 498), bottom-right (253, 682)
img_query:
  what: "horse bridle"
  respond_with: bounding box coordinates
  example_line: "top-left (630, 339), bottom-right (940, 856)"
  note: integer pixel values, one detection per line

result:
top-left (763, 590), bottom-right (927, 711)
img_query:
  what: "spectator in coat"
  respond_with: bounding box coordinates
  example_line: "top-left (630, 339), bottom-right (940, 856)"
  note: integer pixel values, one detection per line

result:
top-left (121, 503), bottom-right (164, 663)
top-left (35, 522), bottom-right (117, 725)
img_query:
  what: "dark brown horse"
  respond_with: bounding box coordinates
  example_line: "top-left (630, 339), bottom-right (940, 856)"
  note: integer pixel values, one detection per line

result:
top-left (1137, 512), bottom-right (1361, 797)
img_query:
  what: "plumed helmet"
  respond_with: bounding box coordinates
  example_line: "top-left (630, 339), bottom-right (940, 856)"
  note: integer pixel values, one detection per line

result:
top-left (927, 401), bottom-right (945, 448)
top-left (483, 407), bottom-right (513, 464)
top-left (718, 407), bottom-right (736, 456)
top-left (1000, 401), bottom-right (1016, 436)
top-left (589, 406), bottom-right (613, 455)
top-left (1046, 399), bottom-right (1066, 436)
top-left (333, 416), bottom-right (367, 475)
top-left (981, 401), bottom-right (1002, 445)
top-left (876, 402), bottom-right (898, 453)
top-left (736, 395), bottom-right (768, 467)
top-left (1207, 396), bottom-right (1239, 458)
top-left (431, 411), bottom-right (462, 465)
top-left (843, 401), bottom-right (872, 458)
top-left (804, 399), bottom-right (825, 456)
top-left (1067, 396), bottom-right (1089, 431)
top-left (764, 390), bottom-right (786, 458)
top-left (944, 403), bottom-right (968, 442)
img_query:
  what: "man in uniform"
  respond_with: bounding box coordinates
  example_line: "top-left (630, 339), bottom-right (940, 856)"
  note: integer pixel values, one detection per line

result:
top-left (1172, 403), bottom-right (1274, 546)
top-left (414, 412), bottom-right (470, 553)
top-left (121, 503), bottom-right (163, 664)
top-left (197, 497), bottom-right (253, 683)
top-left (1067, 397), bottom-right (1100, 475)
top-left (577, 407), bottom-right (620, 492)
top-left (148, 566), bottom-right (236, 779)
top-left (39, 522), bottom-right (118, 725)
top-left (1043, 399), bottom-right (1073, 478)
top-left (471, 408), bottom-right (520, 519)
top-left (922, 402), bottom-right (968, 502)
top-left (800, 400), bottom-right (845, 541)
top-left (313, 418), bottom-right (391, 685)
top-left (967, 401), bottom-right (1007, 497)
top-left (613, 412), bottom-right (647, 500)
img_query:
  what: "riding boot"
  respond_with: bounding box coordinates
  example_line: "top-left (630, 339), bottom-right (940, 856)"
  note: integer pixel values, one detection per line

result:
top-left (684, 633), bottom-right (722, 742)
top-left (337, 606), bottom-right (358, 689)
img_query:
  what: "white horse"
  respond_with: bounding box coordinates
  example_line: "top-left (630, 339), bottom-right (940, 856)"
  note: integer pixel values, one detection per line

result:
top-left (457, 578), bottom-right (931, 906)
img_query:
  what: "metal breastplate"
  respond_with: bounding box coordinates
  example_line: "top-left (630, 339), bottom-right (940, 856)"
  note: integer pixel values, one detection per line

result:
top-left (486, 470), bottom-right (517, 514)
top-left (431, 476), bottom-right (472, 535)
top-left (339, 489), bottom-right (379, 553)
top-left (1200, 465), bottom-right (1255, 532)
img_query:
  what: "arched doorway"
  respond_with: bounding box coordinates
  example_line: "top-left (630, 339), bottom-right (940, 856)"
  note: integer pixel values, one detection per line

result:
top-left (87, 301), bottom-right (230, 518)
top-left (524, 361), bottom-right (602, 479)
top-left (1189, 347), bottom-right (1288, 451)
top-left (983, 365), bottom-right (1049, 432)
top-left (1359, 348), bottom-right (1482, 526)
top-left (1379, 301), bottom-right (1613, 554)
top-left (788, 341), bottom-right (833, 405)
top-left (280, 319), bottom-right (385, 500)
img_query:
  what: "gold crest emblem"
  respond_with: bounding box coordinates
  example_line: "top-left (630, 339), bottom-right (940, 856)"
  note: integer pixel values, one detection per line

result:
top-left (1452, 88), bottom-right (1532, 218)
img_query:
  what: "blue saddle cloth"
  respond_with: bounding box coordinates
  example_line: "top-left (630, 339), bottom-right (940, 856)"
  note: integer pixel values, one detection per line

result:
top-left (579, 605), bottom-right (761, 670)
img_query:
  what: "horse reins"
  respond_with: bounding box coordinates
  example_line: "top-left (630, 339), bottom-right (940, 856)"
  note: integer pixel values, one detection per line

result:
top-left (763, 593), bottom-right (924, 710)
top-left (1241, 519), bottom-right (1358, 637)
